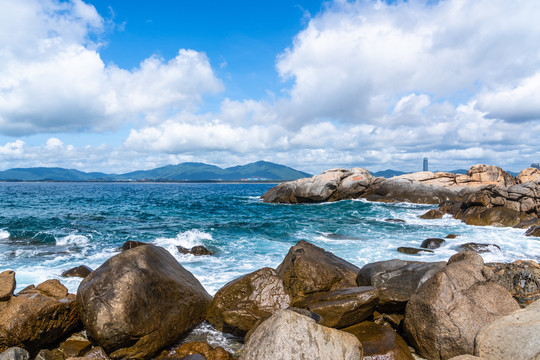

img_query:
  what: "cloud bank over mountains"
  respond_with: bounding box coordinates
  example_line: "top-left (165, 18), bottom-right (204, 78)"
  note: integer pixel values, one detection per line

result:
top-left (0, 0), bottom-right (539, 173)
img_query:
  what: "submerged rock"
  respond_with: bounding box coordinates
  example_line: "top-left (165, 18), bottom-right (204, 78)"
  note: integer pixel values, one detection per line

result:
top-left (276, 240), bottom-right (360, 306)
top-left (404, 252), bottom-right (520, 359)
top-left (177, 245), bottom-right (213, 256)
top-left (77, 244), bottom-right (212, 359)
top-left (457, 242), bottom-right (501, 253)
top-left (240, 309), bottom-right (363, 360)
top-left (525, 226), bottom-right (540, 237)
top-left (420, 238), bottom-right (445, 249)
top-left (384, 218), bottom-right (406, 223)
top-left (397, 247), bottom-right (434, 255)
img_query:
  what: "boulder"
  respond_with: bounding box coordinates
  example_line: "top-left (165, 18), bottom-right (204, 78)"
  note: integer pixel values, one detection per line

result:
top-left (516, 167), bottom-right (540, 183)
top-left (333, 168), bottom-right (375, 200)
top-left (357, 259), bottom-right (445, 312)
top-left (474, 299), bottom-right (540, 360)
top-left (0, 270), bottom-right (15, 301)
top-left (397, 247), bottom-right (434, 255)
top-left (461, 206), bottom-right (529, 227)
top-left (301, 286), bottom-right (379, 328)
top-left (163, 342), bottom-right (233, 360)
top-left (60, 334), bottom-right (92, 358)
top-left (35, 349), bottom-right (64, 360)
top-left (177, 245), bottom-right (213, 256)
top-left (276, 240), bottom-right (360, 306)
top-left (420, 209), bottom-right (444, 219)
top-left (485, 260), bottom-right (540, 307)
top-left (62, 265), bottom-right (93, 278)
top-left (0, 280), bottom-right (80, 354)
top-left (457, 243), bottom-right (501, 253)
top-left (0, 347), bottom-right (30, 360)
top-left (457, 164), bottom-right (516, 188)
top-left (119, 240), bottom-right (149, 251)
top-left (362, 177), bottom-right (460, 204)
top-left (525, 226), bottom-right (540, 237)
top-left (239, 309), bottom-right (363, 360)
top-left (342, 321), bottom-right (414, 360)
top-left (420, 238), bottom-right (445, 249)
top-left (514, 217), bottom-right (540, 229)
top-left (207, 267), bottom-right (291, 336)
top-left (77, 245), bottom-right (212, 359)
top-left (404, 252), bottom-right (520, 359)
top-left (66, 347), bottom-right (111, 360)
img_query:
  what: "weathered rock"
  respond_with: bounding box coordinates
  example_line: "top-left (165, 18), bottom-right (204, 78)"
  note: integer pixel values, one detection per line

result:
top-left (397, 247), bottom-right (434, 255)
top-left (77, 245), bottom-right (212, 359)
top-left (514, 217), bottom-right (540, 229)
top-left (420, 209), bottom-right (444, 219)
top-left (420, 238), bottom-right (445, 249)
top-left (446, 233), bottom-right (459, 239)
top-left (373, 312), bottom-right (404, 330)
top-left (457, 242), bottom-right (501, 253)
top-left (342, 321), bottom-right (414, 360)
top-left (0, 347), bottom-right (30, 360)
top-left (61, 337), bottom-right (92, 358)
top-left (67, 347), bottom-right (110, 360)
top-left (207, 267), bottom-right (291, 336)
top-left (516, 167), bottom-right (540, 183)
top-left (474, 299), bottom-right (540, 360)
top-left (177, 245), bottom-right (213, 256)
top-left (333, 168), bottom-right (376, 200)
top-left (357, 259), bottom-right (445, 312)
top-left (0, 280), bottom-right (80, 354)
top-left (164, 342), bottom-right (233, 360)
top-left (119, 240), bottom-right (149, 251)
top-left (461, 206), bottom-right (529, 227)
top-left (35, 349), bottom-right (64, 360)
top-left (300, 286), bottom-right (378, 328)
top-left (404, 252), bottom-right (520, 359)
top-left (240, 309), bottom-right (363, 360)
top-left (62, 265), bottom-right (93, 278)
top-left (396, 171), bottom-right (460, 188)
top-left (362, 177), bottom-right (460, 204)
top-left (457, 164), bottom-right (516, 188)
top-left (276, 240), bottom-right (360, 306)
top-left (485, 260), bottom-right (540, 307)
top-left (525, 226), bottom-right (540, 237)
top-left (0, 270), bottom-right (15, 301)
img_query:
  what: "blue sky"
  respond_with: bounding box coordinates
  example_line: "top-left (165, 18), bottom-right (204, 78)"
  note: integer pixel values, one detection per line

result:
top-left (0, 0), bottom-right (539, 174)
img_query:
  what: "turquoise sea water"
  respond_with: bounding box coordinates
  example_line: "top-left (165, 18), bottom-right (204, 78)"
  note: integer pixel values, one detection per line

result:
top-left (1, 182), bottom-right (539, 296)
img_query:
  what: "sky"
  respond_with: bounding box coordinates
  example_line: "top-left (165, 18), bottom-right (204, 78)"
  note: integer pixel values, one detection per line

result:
top-left (0, 0), bottom-right (539, 174)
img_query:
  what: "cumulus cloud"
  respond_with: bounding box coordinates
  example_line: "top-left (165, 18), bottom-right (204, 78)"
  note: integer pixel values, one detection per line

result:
top-left (0, 0), bottom-right (222, 136)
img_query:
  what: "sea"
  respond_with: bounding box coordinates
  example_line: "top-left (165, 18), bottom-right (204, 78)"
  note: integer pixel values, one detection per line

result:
top-left (1, 182), bottom-right (539, 349)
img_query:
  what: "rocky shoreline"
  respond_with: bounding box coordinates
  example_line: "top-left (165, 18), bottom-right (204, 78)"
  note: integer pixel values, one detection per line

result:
top-left (1, 240), bottom-right (539, 360)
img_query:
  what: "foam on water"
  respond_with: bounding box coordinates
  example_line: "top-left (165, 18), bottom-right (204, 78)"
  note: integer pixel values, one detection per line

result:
top-left (0, 229), bottom-right (9, 240)
top-left (56, 234), bottom-right (91, 247)
top-left (154, 229), bottom-right (213, 255)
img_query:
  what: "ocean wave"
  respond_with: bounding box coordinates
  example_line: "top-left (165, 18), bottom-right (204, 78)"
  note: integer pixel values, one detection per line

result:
top-left (0, 229), bottom-right (10, 240)
top-left (154, 229), bottom-right (213, 254)
top-left (56, 234), bottom-right (90, 247)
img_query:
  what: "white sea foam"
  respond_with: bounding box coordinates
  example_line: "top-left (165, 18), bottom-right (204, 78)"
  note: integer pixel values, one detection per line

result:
top-left (56, 234), bottom-right (90, 247)
top-left (154, 229), bottom-right (213, 256)
top-left (0, 229), bottom-right (9, 240)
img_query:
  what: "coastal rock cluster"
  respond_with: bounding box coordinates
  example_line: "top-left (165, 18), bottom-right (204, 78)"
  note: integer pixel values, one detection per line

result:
top-left (2, 240), bottom-right (539, 360)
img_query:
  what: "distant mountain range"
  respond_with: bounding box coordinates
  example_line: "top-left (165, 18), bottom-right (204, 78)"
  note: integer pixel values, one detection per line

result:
top-left (0, 161), bottom-right (312, 182)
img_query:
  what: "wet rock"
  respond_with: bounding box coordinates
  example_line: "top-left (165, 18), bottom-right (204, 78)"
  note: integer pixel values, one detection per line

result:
top-left (446, 233), bottom-right (459, 239)
top-left (404, 251), bottom-right (520, 359)
top-left (207, 267), bottom-right (291, 336)
top-left (119, 240), bottom-right (149, 251)
top-left (342, 321), bottom-right (414, 360)
top-left (60, 336), bottom-right (92, 358)
top-left (0, 270), bottom-right (15, 301)
top-left (67, 347), bottom-right (110, 360)
top-left (397, 247), bottom-right (434, 255)
top-left (77, 245), bottom-right (212, 359)
top-left (177, 245), bottom-right (213, 256)
top-left (62, 265), bottom-right (93, 278)
top-left (474, 299), bottom-right (540, 360)
top-left (164, 342), bottom-right (233, 360)
top-left (457, 242), bottom-right (501, 253)
top-left (419, 209), bottom-right (444, 219)
top-left (276, 240), bottom-right (360, 306)
top-left (385, 218), bottom-right (406, 223)
top-left (35, 349), bottom-right (64, 360)
top-left (301, 286), bottom-right (379, 329)
top-left (240, 309), bottom-right (362, 360)
top-left (514, 217), bottom-right (540, 229)
top-left (420, 238), bottom-right (445, 249)
top-left (357, 259), bottom-right (445, 313)
top-left (461, 206), bottom-right (529, 227)
top-left (485, 260), bottom-right (540, 307)
top-left (0, 279), bottom-right (80, 354)
top-left (0, 347), bottom-right (30, 360)
top-left (525, 226), bottom-right (540, 237)
top-left (373, 312), bottom-right (404, 330)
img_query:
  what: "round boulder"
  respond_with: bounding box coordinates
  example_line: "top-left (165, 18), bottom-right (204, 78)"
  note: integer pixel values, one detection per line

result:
top-left (77, 244), bottom-right (212, 359)
top-left (420, 238), bottom-right (445, 249)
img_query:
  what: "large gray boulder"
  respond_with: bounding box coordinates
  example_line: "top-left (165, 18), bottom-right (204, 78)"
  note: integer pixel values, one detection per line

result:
top-left (474, 299), bottom-right (540, 360)
top-left (276, 240), bottom-right (360, 306)
top-left (77, 245), bottom-right (212, 359)
top-left (404, 252), bottom-right (520, 359)
top-left (239, 309), bottom-right (363, 360)
top-left (207, 267), bottom-right (291, 336)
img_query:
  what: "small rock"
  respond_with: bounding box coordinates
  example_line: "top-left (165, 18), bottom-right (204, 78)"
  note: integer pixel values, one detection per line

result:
top-left (62, 265), bottom-right (93, 278)
top-left (177, 245), bottom-right (213, 256)
top-left (61, 337), bottom-right (92, 357)
top-left (181, 355), bottom-right (207, 360)
top-left (0, 347), bottom-right (30, 360)
top-left (0, 270), bottom-right (16, 301)
top-left (35, 349), bottom-right (64, 360)
top-left (36, 279), bottom-right (69, 299)
top-left (420, 238), bottom-right (445, 249)
top-left (385, 218), bottom-right (406, 223)
top-left (171, 342), bottom-right (233, 360)
top-left (397, 247), bottom-right (434, 255)
top-left (119, 240), bottom-right (149, 251)
top-left (525, 226), bottom-right (540, 237)
top-left (514, 217), bottom-right (540, 229)
top-left (457, 242), bottom-right (501, 253)
top-left (67, 347), bottom-right (110, 360)
top-left (446, 234), bottom-right (459, 239)
top-left (419, 209), bottom-right (444, 219)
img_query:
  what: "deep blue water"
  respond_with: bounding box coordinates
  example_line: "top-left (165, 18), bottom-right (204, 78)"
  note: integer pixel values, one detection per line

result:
top-left (0, 182), bottom-right (538, 295)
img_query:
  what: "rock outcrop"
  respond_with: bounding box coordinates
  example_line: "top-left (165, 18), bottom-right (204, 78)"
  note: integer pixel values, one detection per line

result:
top-left (0, 279), bottom-right (80, 354)
top-left (474, 299), bottom-right (540, 360)
top-left (404, 252), bottom-right (520, 359)
top-left (207, 267), bottom-right (291, 336)
top-left (239, 309), bottom-right (363, 360)
top-left (485, 260), bottom-right (540, 307)
top-left (77, 245), bottom-right (212, 359)
top-left (517, 167), bottom-right (540, 183)
top-left (276, 240), bottom-right (360, 306)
